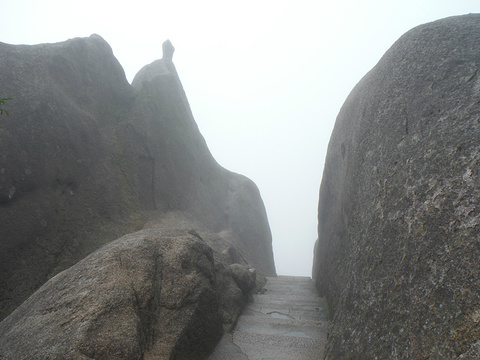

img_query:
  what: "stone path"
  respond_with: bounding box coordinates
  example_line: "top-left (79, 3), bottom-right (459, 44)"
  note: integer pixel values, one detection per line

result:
top-left (208, 276), bottom-right (329, 360)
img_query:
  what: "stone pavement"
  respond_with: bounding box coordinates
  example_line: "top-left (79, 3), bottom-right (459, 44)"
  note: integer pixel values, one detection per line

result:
top-left (208, 276), bottom-right (329, 360)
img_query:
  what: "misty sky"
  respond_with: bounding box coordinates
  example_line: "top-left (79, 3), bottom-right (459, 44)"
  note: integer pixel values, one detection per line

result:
top-left (3, 1), bottom-right (480, 276)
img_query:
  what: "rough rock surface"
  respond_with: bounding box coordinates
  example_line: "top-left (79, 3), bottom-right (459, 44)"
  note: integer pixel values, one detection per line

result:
top-left (0, 35), bottom-right (275, 322)
top-left (313, 15), bottom-right (480, 359)
top-left (0, 229), bottom-right (225, 359)
top-left (209, 276), bottom-right (328, 360)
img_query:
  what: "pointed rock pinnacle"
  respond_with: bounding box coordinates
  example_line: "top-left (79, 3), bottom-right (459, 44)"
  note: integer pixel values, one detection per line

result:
top-left (162, 40), bottom-right (175, 61)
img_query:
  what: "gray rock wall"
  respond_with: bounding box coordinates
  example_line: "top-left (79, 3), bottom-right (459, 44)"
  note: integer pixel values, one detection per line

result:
top-left (313, 15), bottom-right (480, 359)
top-left (0, 34), bottom-right (275, 323)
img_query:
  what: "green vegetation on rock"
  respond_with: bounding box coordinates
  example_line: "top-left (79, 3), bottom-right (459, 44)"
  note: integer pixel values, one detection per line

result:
top-left (0, 98), bottom-right (12, 116)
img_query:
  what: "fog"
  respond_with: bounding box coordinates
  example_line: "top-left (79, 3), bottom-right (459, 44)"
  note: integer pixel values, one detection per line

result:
top-left (2, 0), bottom-right (480, 275)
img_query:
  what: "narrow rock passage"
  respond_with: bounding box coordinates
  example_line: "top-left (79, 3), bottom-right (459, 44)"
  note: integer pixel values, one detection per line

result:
top-left (208, 276), bottom-right (328, 360)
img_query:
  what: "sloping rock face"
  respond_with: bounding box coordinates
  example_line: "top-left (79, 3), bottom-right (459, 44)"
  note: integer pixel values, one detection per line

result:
top-left (313, 15), bottom-right (480, 359)
top-left (0, 34), bottom-right (275, 325)
top-left (0, 229), bottom-right (224, 359)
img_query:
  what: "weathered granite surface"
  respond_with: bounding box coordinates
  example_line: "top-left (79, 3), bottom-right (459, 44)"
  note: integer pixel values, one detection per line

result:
top-left (0, 229), bottom-right (230, 359)
top-left (0, 35), bottom-right (275, 357)
top-left (313, 14), bottom-right (480, 359)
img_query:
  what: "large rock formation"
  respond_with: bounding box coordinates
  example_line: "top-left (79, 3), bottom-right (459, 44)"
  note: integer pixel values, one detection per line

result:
top-left (0, 229), bottom-right (224, 359)
top-left (313, 15), bottom-right (480, 359)
top-left (0, 35), bottom-right (275, 357)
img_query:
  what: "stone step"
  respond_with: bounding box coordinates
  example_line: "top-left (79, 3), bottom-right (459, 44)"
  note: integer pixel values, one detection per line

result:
top-left (259, 288), bottom-right (320, 296)
top-left (208, 276), bottom-right (328, 359)
top-left (208, 331), bottom-right (327, 360)
top-left (235, 314), bottom-right (329, 339)
top-left (243, 305), bottom-right (328, 322)
top-left (251, 294), bottom-right (324, 306)
top-left (266, 275), bottom-right (313, 282)
top-left (232, 331), bottom-right (327, 360)
top-left (261, 277), bottom-right (319, 294)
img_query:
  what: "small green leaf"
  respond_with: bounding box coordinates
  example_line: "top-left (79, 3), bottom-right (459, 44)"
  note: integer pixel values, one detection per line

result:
top-left (0, 98), bottom-right (12, 116)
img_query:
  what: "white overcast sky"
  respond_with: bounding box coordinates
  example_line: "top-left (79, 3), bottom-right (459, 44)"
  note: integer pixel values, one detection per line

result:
top-left (2, 1), bottom-right (480, 276)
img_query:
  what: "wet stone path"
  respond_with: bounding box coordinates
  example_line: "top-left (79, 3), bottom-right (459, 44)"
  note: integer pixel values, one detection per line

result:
top-left (208, 276), bottom-right (329, 360)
